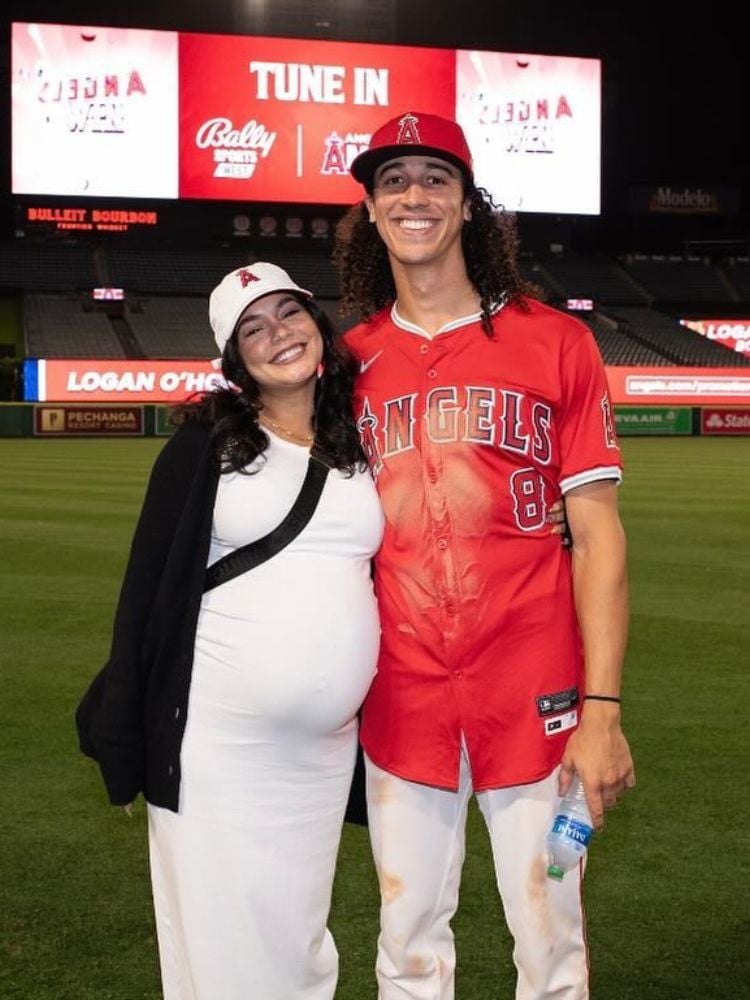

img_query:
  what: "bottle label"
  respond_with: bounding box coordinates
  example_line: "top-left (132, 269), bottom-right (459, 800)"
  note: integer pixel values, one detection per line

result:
top-left (551, 814), bottom-right (593, 846)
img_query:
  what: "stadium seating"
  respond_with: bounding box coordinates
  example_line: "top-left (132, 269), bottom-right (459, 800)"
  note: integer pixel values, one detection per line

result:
top-left (539, 253), bottom-right (650, 306)
top-left (126, 297), bottom-right (214, 359)
top-left (6, 242), bottom-right (749, 367)
top-left (607, 306), bottom-right (750, 366)
top-left (517, 255), bottom-right (561, 299)
top-left (619, 254), bottom-right (738, 305)
top-left (721, 257), bottom-right (750, 300)
top-left (24, 293), bottom-right (125, 359)
top-left (103, 247), bottom-right (340, 298)
top-left (575, 312), bottom-right (670, 365)
top-left (0, 242), bottom-right (97, 292)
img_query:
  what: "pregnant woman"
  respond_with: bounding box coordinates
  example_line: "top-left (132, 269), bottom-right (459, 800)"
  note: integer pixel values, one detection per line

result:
top-left (76, 262), bottom-right (384, 1000)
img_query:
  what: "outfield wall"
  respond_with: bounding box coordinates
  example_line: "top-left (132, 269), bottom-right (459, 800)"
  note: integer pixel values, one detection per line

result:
top-left (1, 403), bottom-right (749, 437)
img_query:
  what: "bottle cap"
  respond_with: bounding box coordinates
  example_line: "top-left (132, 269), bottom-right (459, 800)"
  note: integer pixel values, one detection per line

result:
top-left (547, 864), bottom-right (566, 881)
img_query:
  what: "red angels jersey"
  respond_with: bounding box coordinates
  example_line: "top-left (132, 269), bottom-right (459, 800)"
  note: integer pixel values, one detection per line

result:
top-left (344, 296), bottom-right (622, 791)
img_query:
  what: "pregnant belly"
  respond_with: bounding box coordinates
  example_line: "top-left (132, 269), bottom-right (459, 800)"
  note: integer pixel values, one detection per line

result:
top-left (192, 576), bottom-right (380, 737)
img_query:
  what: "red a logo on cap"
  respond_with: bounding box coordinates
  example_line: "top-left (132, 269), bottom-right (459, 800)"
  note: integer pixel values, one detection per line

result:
top-left (238, 269), bottom-right (261, 288)
top-left (397, 113), bottom-right (421, 146)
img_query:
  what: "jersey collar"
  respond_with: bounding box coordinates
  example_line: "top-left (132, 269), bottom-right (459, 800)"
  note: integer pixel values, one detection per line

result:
top-left (391, 299), bottom-right (506, 339)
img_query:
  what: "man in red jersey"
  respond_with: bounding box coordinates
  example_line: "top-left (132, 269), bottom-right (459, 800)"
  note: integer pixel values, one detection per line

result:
top-left (334, 111), bottom-right (635, 1000)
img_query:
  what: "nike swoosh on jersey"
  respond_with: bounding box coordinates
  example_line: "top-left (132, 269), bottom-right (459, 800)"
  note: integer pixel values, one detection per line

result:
top-left (359, 350), bottom-right (383, 374)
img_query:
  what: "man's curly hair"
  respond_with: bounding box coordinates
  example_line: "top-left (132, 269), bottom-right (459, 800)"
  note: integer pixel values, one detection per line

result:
top-left (333, 185), bottom-right (540, 335)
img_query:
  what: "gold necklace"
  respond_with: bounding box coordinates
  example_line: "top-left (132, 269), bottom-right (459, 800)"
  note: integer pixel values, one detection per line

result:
top-left (259, 414), bottom-right (314, 444)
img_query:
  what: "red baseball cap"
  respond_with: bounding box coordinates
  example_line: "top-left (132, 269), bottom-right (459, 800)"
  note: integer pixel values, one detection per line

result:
top-left (350, 111), bottom-right (473, 190)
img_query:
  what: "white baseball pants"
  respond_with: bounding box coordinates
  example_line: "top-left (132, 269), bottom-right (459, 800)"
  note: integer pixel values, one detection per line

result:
top-left (365, 751), bottom-right (589, 1000)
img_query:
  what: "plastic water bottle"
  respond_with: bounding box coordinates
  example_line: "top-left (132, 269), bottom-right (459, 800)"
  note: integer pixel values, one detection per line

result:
top-left (546, 774), bottom-right (594, 881)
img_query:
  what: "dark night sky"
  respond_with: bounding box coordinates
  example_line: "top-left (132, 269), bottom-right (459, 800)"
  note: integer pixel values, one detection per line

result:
top-left (2, 2), bottom-right (746, 250)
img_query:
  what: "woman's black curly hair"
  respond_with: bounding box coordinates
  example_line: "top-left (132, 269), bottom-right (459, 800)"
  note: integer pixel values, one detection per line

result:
top-left (172, 297), bottom-right (366, 475)
top-left (332, 183), bottom-right (541, 335)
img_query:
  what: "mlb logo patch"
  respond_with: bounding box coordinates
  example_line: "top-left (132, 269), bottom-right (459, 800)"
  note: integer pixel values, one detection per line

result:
top-left (536, 687), bottom-right (579, 717)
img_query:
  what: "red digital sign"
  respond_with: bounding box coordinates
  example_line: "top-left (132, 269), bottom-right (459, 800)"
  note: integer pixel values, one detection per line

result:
top-left (32, 359), bottom-right (223, 402)
top-left (24, 205), bottom-right (159, 233)
top-left (680, 319), bottom-right (750, 358)
top-left (178, 33), bottom-right (454, 204)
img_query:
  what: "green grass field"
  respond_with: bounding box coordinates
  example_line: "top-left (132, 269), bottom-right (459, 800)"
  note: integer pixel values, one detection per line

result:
top-left (1, 436), bottom-right (748, 1000)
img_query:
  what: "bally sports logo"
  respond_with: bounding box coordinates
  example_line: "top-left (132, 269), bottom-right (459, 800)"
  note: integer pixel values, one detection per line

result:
top-left (701, 408), bottom-right (750, 435)
top-left (195, 118), bottom-right (277, 180)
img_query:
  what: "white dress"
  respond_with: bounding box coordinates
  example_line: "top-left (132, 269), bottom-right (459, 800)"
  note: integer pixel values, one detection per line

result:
top-left (147, 432), bottom-right (384, 1000)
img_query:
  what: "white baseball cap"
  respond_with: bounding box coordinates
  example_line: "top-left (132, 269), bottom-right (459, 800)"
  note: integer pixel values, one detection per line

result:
top-left (209, 262), bottom-right (313, 353)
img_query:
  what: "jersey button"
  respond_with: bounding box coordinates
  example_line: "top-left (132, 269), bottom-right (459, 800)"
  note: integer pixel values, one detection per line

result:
top-left (437, 538), bottom-right (448, 549)
top-left (427, 368), bottom-right (437, 378)
top-left (428, 471), bottom-right (439, 483)
top-left (419, 343), bottom-right (429, 355)
top-left (453, 669), bottom-right (462, 679)
top-left (445, 603), bottom-right (457, 616)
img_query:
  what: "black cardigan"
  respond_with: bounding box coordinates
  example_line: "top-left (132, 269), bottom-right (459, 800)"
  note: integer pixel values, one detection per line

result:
top-left (75, 422), bottom-right (368, 823)
top-left (76, 422), bottom-right (219, 810)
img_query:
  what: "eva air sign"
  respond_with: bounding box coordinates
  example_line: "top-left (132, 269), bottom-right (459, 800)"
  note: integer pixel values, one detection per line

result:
top-left (614, 407), bottom-right (692, 436)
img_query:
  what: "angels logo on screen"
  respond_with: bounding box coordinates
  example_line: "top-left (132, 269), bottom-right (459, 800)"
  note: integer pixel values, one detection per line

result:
top-left (12, 22), bottom-right (179, 198)
top-left (456, 50), bottom-right (601, 215)
top-left (321, 131), bottom-right (370, 175)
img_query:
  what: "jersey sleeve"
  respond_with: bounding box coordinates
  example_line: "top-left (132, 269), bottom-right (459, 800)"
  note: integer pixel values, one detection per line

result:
top-left (557, 322), bottom-right (622, 494)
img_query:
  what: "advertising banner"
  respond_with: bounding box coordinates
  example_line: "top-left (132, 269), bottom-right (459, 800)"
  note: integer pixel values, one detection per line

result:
top-left (178, 33), bottom-right (455, 204)
top-left (26, 360), bottom-right (750, 407)
top-left (12, 22), bottom-right (179, 198)
top-left (628, 185), bottom-right (740, 216)
top-left (605, 366), bottom-right (750, 406)
top-left (700, 407), bottom-right (750, 435)
top-left (22, 204), bottom-right (159, 235)
top-left (614, 406), bottom-right (692, 435)
top-left (680, 319), bottom-right (750, 358)
top-left (34, 404), bottom-right (144, 435)
top-left (457, 51), bottom-right (600, 214)
top-left (26, 359), bottom-right (223, 403)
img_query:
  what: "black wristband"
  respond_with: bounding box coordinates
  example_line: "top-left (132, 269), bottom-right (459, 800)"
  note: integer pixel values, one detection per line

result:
top-left (583, 694), bottom-right (621, 703)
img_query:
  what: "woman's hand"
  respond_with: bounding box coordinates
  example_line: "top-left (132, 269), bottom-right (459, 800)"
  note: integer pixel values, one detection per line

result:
top-left (548, 498), bottom-right (571, 547)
